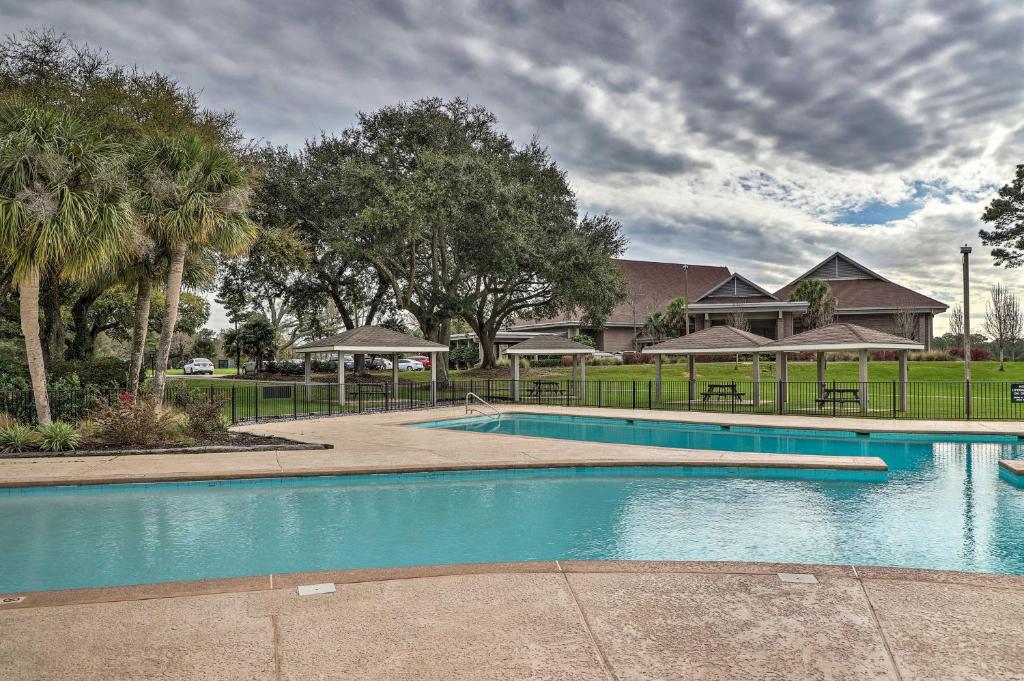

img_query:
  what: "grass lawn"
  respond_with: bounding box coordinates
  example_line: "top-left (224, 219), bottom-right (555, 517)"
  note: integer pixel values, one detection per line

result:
top-left (164, 360), bottom-right (1024, 422)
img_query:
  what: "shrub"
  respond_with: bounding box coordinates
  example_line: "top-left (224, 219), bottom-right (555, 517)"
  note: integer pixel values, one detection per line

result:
top-left (496, 358), bottom-right (531, 370)
top-left (36, 421), bottom-right (81, 452)
top-left (173, 390), bottom-right (230, 438)
top-left (48, 357), bottom-right (130, 390)
top-left (448, 345), bottom-right (479, 369)
top-left (948, 347), bottom-right (992, 361)
top-left (87, 392), bottom-right (184, 447)
top-left (623, 352), bottom-right (654, 365)
top-left (910, 351), bottom-right (952, 361)
top-left (0, 423), bottom-right (39, 453)
top-left (590, 356), bottom-right (623, 366)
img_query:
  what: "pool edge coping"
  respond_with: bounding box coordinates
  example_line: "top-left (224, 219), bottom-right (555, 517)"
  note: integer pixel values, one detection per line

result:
top-left (391, 406), bottom-right (1024, 437)
top-left (4, 560), bottom-right (1023, 610)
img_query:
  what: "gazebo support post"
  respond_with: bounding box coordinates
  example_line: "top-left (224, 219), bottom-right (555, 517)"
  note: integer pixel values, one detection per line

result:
top-left (429, 353), bottom-right (437, 406)
top-left (898, 350), bottom-right (908, 412)
top-left (776, 352), bottom-right (788, 413)
top-left (392, 353), bottom-right (399, 398)
top-left (752, 353), bottom-right (760, 405)
top-left (580, 355), bottom-right (587, 400)
top-left (512, 355), bottom-right (520, 402)
top-left (654, 354), bottom-right (662, 401)
top-left (337, 351), bottom-right (345, 409)
top-left (303, 353), bottom-right (312, 400)
top-left (816, 351), bottom-right (826, 400)
top-left (858, 349), bottom-right (869, 412)
top-left (687, 355), bottom-right (696, 402)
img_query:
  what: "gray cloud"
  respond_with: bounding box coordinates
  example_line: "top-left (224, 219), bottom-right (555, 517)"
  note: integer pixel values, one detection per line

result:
top-left (8, 0), bottom-right (1024, 331)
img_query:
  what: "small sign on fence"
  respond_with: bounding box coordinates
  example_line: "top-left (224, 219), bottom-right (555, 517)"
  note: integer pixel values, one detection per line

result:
top-left (263, 385), bottom-right (294, 400)
top-left (1011, 383), bottom-right (1024, 403)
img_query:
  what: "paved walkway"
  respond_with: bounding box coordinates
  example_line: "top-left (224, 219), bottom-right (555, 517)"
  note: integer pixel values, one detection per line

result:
top-left (6, 404), bottom-right (1016, 488)
top-left (3, 560), bottom-right (1022, 680)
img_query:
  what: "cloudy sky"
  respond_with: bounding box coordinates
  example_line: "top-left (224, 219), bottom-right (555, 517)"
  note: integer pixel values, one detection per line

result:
top-left (9, 0), bottom-right (1024, 332)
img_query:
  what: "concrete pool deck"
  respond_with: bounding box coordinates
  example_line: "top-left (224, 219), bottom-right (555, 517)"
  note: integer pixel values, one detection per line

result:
top-left (9, 403), bottom-right (1022, 488)
top-left (3, 560), bottom-right (1023, 680)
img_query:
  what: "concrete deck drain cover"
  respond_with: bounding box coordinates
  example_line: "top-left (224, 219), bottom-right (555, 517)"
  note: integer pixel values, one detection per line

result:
top-left (297, 583), bottom-right (336, 596)
top-left (778, 573), bottom-right (818, 584)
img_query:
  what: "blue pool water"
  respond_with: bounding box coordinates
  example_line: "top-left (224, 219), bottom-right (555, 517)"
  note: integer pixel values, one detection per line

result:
top-left (3, 417), bottom-right (1024, 591)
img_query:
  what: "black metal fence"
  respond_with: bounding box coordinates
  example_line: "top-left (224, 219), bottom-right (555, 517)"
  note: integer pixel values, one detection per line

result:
top-left (5, 378), bottom-right (1024, 425)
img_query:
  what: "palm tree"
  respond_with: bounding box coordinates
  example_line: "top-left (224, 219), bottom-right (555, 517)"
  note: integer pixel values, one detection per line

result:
top-left (666, 297), bottom-right (691, 336)
top-left (790, 278), bottom-right (836, 330)
top-left (134, 134), bottom-right (255, 402)
top-left (0, 105), bottom-right (134, 424)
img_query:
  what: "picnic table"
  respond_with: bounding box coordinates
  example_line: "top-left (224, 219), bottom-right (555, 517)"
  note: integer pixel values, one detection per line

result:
top-left (525, 381), bottom-right (570, 401)
top-left (701, 382), bottom-right (744, 402)
top-left (815, 387), bottom-right (861, 409)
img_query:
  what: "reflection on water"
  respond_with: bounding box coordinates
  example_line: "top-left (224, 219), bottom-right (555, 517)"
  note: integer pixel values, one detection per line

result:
top-left (2, 443), bottom-right (1024, 592)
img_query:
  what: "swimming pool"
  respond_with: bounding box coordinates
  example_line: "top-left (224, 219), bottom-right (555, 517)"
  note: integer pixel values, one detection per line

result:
top-left (419, 412), bottom-right (1024, 461)
top-left (3, 430), bottom-right (1024, 592)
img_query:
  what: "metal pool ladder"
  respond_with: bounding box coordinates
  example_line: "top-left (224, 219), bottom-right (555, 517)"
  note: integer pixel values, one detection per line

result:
top-left (465, 393), bottom-right (500, 419)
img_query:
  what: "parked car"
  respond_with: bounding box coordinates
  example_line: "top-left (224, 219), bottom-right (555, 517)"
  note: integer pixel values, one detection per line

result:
top-left (371, 357), bottom-right (392, 370)
top-left (183, 357), bottom-right (214, 375)
top-left (242, 359), bottom-right (257, 375)
top-left (410, 355), bottom-right (431, 368)
top-left (344, 355), bottom-right (354, 370)
top-left (397, 359), bottom-right (425, 371)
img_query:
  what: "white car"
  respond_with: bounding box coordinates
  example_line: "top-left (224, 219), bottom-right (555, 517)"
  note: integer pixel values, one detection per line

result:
top-left (397, 359), bottom-right (425, 371)
top-left (183, 357), bottom-right (214, 375)
top-left (370, 357), bottom-right (393, 370)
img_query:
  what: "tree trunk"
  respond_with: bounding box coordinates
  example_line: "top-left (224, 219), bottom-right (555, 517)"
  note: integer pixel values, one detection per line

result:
top-left (127, 276), bottom-right (153, 394)
top-left (479, 335), bottom-right (498, 369)
top-left (19, 272), bottom-right (52, 426)
top-left (999, 347), bottom-right (1005, 371)
top-left (40, 272), bottom-right (65, 364)
top-left (153, 242), bottom-right (188, 404)
top-left (66, 289), bottom-right (101, 360)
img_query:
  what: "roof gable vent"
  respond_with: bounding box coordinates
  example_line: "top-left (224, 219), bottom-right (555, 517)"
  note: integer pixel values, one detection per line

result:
top-left (809, 254), bottom-right (874, 280)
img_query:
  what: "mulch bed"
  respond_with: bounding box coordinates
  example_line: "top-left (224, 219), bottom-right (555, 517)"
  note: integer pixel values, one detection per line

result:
top-left (0, 431), bottom-right (330, 459)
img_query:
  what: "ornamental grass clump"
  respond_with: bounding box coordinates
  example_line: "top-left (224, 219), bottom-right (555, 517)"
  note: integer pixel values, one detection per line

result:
top-left (0, 422), bottom-right (40, 453)
top-left (87, 392), bottom-right (184, 447)
top-left (36, 421), bottom-right (80, 452)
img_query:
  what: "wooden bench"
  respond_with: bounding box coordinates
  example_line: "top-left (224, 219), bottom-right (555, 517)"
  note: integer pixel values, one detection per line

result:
top-left (702, 382), bottom-right (744, 402)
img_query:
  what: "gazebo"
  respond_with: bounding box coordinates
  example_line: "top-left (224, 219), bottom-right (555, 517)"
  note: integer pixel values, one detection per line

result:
top-left (641, 326), bottom-right (774, 404)
top-left (504, 334), bottom-right (595, 401)
top-left (764, 323), bottom-right (923, 412)
top-left (294, 326), bottom-right (447, 404)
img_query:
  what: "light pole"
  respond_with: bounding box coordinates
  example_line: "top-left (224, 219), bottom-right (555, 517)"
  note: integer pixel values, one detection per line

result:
top-left (961, 244), bottom-right (972, 418)
top-left (682, 264), bottom-right (690, 335)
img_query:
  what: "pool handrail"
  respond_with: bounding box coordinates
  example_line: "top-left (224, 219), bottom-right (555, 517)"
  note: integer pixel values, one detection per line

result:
top-left (466, 393), bottom-right (500, 419)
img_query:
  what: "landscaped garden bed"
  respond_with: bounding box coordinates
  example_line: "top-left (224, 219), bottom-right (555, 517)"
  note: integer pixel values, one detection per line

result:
top-left (0, 431), bottom-right (329, 458)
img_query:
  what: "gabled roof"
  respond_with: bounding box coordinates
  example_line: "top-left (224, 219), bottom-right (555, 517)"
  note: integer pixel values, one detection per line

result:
top-left (295, 326), bottom-right (447, 353)
top-left (774, 252), bottom-right (947, 312)
top-left (764, 323), bottom-right (923, 351)
top-left (642, 325), bottom-right (774, 355)
top-left (511, 259), bottom-right (731, 328)
top-left (789, 251), bottom-right (889, 283)
top-left (505, 334), bottom-right (595, 355)
top-left (696, 272), bottom-right (779, 303)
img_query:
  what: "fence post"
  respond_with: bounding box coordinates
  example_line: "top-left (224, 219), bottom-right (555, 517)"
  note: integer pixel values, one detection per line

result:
top-left (293, 384), bottom-right (298, 419)
top-left (632, 381), bottom-right (637, 410)
top-left (648, 380), bottom-right (652, 409)
top-left (965, 379), bottom-right (971, 420)
top-left (891, 381), bottom-right (896, 418)
top-left (254, 383), bottom-right (260, 422)
top-left (231, 385), bottom-right (236, 424)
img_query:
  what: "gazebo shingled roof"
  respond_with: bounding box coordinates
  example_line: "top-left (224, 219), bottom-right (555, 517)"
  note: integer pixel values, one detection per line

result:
top-left (505, 334), bottom-right (596, 355)
top-left (294, 326), bottom-right (447, 353)
top-left (642, 326), bottom-right (774, 355)
top-left (764, 323), bottom-right (922, 352)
